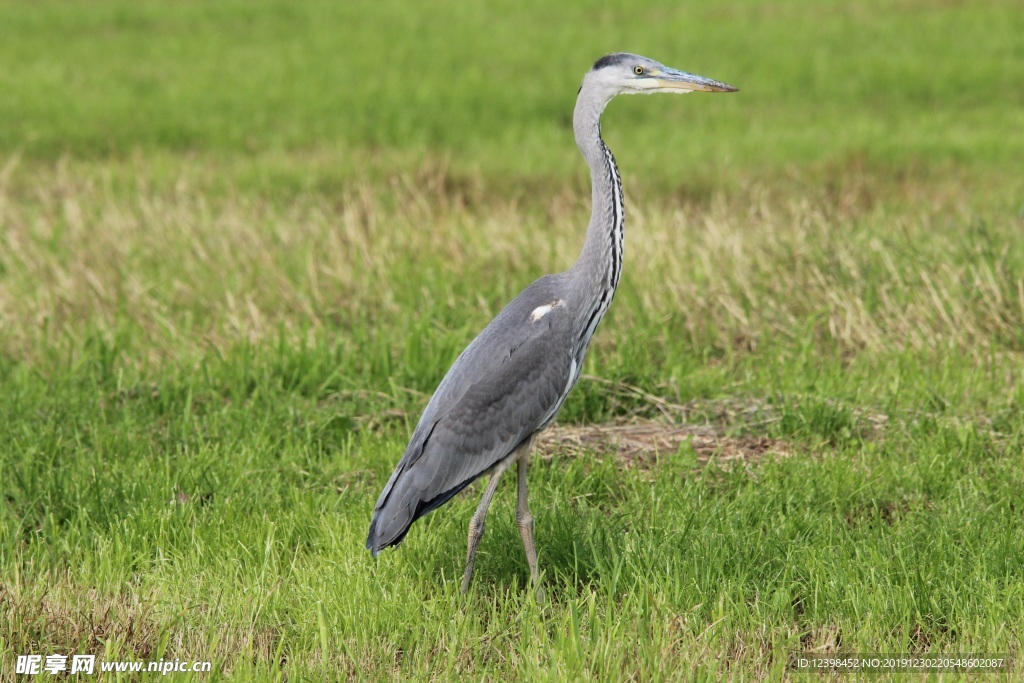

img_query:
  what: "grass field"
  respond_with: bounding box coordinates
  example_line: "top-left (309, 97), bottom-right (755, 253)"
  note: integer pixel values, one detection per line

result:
top-left (2, 0), bottom-right (1024, 680)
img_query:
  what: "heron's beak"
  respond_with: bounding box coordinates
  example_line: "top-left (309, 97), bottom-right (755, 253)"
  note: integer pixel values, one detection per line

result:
top-left (652, 67), bottom-right (738, 93)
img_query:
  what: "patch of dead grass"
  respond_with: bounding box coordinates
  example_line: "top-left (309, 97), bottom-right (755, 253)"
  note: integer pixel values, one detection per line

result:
top-left (538, 419), bottom-right (791, 470)
top-left (1, 576), bottom-right (162, 659)
top-left (0, 571), bottom-right (283, 673)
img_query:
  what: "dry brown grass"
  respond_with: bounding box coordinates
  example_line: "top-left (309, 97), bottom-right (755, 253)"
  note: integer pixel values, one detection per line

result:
top-left (2, 573), bottom-right (162, 662)
top-left (1, 157), bottom-right (1022, 364)
top-left (536, 384), bottom-right (791, 469)
top-left (0, 570), bottom-right (288, 679)
top-left (539, 419), bottom-right (790, 469)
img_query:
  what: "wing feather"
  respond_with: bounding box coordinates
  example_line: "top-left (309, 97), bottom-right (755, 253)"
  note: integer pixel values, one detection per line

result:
top-left (367, 296), bottom-right (573, 554)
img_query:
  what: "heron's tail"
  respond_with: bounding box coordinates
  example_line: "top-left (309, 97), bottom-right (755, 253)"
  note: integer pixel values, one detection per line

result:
top-left (365, 501), bottom-right (416, 557)
top-left (365, 519), bottom-right (379, 556)
top-left (366, 419), bottom-right (488, 556)
top-left (366, 476), bottom-right (478, 557)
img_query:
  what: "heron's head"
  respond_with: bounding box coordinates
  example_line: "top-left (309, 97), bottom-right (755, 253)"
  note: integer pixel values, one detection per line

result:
top-left (585, 53), bottom-right (738, 97)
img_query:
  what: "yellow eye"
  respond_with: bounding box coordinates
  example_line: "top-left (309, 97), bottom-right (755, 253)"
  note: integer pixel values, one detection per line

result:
top-left (633, 66), bottom-right (644, 75)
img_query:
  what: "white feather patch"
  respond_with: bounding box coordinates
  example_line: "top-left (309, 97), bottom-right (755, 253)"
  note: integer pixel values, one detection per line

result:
top-left (530, 305), bottom-right (553, 322)
top-left (530, 299), bottom-right (565, 323)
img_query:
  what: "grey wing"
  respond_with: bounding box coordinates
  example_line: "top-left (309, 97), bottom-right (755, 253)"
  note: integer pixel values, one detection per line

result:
top-left (366, 302), bottom-right (574, 554)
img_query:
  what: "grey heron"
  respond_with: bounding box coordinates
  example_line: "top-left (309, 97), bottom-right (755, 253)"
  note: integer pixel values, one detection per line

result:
top-left (367, 53), bottom-right (737, 593)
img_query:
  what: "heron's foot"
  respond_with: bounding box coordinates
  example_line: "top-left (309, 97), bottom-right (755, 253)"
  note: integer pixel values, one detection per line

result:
top-left (515, 454), bottom-right (543, 603)
top-left (462, 462), bottom-right (511, 596)
top-left (533, 580), bottom-right (546, 605)
top-left (461, 521), bottom-right (483, 595)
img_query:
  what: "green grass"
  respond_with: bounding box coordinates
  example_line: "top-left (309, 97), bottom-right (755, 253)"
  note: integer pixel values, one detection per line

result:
top-left (2, 0), bottom-right (1023, 195)
top-left (2, 0), bottom-right (1024, 680)
top-left (3, 341), bottom-right (1022, 679)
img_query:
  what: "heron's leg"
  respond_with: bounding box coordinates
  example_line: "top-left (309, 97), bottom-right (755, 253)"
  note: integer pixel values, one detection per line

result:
top-left (515, 438), bottom-right (541, 588)
top-left (461, 460), bottom-right (510, 594)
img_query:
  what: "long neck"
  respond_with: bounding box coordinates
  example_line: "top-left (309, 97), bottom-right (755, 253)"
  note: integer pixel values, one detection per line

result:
top-left (568, 83), bottom-right (625, 331)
